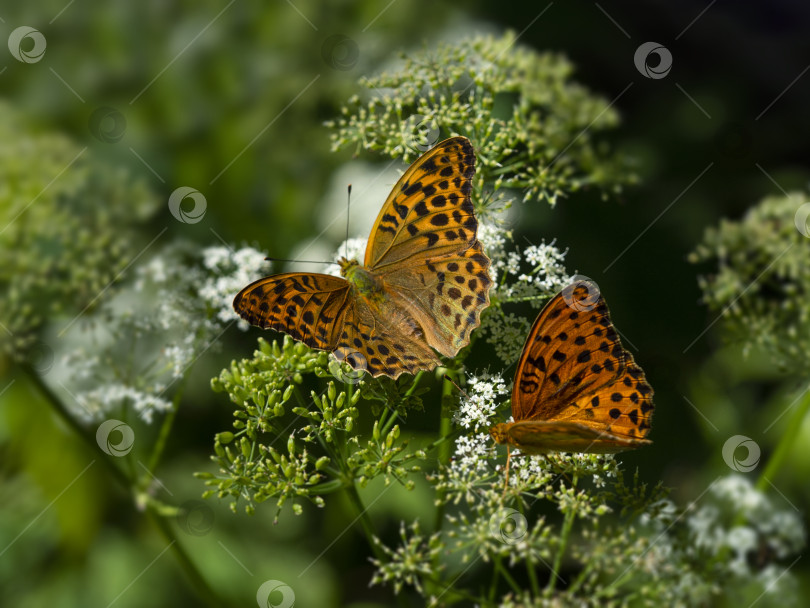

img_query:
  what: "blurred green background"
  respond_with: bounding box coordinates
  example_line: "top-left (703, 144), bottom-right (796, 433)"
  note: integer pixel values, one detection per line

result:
top-left (1, 1), bottom-right (809, 606)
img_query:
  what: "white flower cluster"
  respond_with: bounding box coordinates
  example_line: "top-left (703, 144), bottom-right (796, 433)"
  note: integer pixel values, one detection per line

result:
top-left (58, 242), bottom-right (269, 424)
top-left (641, 474), bottom-right (804, 597)
top-left (450, 374), bottom-right (509, 476)
top-left (691, 475), bottom-right (805, 565)
top-left (199, 245), bottom-right (270, 327)
top-left (478, 221), bottom-right (570, 302)
top-left (476, 222), bottom-right (572, 365)
top-left (79, 383), bottom-right (173, 425)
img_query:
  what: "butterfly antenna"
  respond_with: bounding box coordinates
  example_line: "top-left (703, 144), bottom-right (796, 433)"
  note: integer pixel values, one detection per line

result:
top-left (344, 184), bottom-right (352, 259)
top-left (264, 257), bottom-right (340, 266)
top-left (442, 374), bottom-right (470, 399)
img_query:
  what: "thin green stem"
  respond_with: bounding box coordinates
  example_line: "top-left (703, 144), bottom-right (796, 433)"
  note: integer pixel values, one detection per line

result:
top-left (343, 483), bottom-right (385, 561)
top-left (21, 364), bottom-right (230, 608)
top-left (432, 374), bottom-right (455, 533)
top-left (514, 500), bottom-right (541, 598)
top-left (495, 558), bottom-right (522, 595)
top-left (756, 384), bottom-right (810, 493)
top-left (20, 364), bottom-right (130, 487)
top-left (147, 509), bottom-right (229, 608)
top-left (488, 555), bottom-right (501, 602)
top-left (307, 478), bottom-right (349, 495)
top-left (144, 383), bottom-right (185, 481)
top-left (343, 483), bottom-right (410, 608)
top-left (546, 474), bottom-right (579, 593)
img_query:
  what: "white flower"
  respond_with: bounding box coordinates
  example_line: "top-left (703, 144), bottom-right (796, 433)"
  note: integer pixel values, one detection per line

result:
top-left (200, 245), bottom-right (269, 328)
top-left (326, 237), bottom-right (368, 277)
top-left (79, 383), bottom-right (173, 424)
top-left (725, 526), bottom-right (758, 576)
top-left (454, 373), bottom-right (509, 431)
top-left (58, 241), bottom-right (270, 425)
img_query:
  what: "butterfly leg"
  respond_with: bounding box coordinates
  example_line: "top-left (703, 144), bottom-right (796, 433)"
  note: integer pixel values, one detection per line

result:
top-left (501, 445), bottom-right (512, 498)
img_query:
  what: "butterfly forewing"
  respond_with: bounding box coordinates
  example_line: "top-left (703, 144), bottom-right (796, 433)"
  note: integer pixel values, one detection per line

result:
top-left (564, 351), bottom-right (654, 442)
top-left (511, 282), bottom-right (626, 422)
top-left (366, 137), bottom-right (479, 270)
top-left (233, 273), bottom-right (351, 350)
top-left (494, 280), bottom-right (654, 454)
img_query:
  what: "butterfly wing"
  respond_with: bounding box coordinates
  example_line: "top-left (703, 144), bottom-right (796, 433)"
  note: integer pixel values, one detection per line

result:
top-left (560, 351), bottom-right (654, 442)
top-left (366, 136), bottom-right (492, 357)
top-left (364, 136), bottom-right (479, 269)
top-left (511, 281), bottom-right (626, 422)
top-left (333, 299), bottom-right (442, 378)
top-left (499, 420), bottom-right (650, 455)
top-left (233, 273), bottom-right (352, 350)
top-left (506, 280), bottom-right (654, 452)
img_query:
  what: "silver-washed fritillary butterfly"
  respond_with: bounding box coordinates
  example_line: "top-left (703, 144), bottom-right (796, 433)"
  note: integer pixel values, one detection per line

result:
top-left (234, 136), bottom-right (492, 378)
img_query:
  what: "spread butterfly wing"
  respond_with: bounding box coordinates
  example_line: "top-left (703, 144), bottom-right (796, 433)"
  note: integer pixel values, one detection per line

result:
top-left (382, 240), bottom-right (491, 357)
top-left (332, 299), bottom-right (442, 378)
top-left (511, 282), bottom-right (626, 423)
top-left (365, 136), bottom-right (480, 269)
top-left (365, 136), bottom-right (492, 357)
top-left (559, 351), bottom-right (654, 443)
top-left (233, 273), bottom-right (352, 350)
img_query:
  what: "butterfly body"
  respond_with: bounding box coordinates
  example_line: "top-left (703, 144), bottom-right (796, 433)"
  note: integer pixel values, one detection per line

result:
top-left (489, 281), bottom-right (654, 454)
top-left (234, 137), bottom-right (492, 378)
top-left (339, 257), bottom-right (385, 300)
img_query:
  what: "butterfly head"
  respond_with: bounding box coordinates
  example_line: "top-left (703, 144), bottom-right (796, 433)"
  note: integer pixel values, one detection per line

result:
top-left (337, 256), bottom-right (359, 275)
top-left (489, 423), bottom-right (510, 446)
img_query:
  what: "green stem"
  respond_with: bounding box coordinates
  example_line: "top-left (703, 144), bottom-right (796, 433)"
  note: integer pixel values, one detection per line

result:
top-left (546, 474), bottom-right (578, 593)
top-left (21, 364), bottom-right (230, 608)
top-left (144, 383), bottom-right (185, 482)
top-left (432, 374), bottom-right (455, 533)
top-left (306, 478), bottom-right (349, 495)
top-left (756, 385), bottom-right (810, 493)
top-left (343, 483), bottom-right (386, 561)
top-left (146, 509), bottom-right (229, 608)
top-left (515, 501), bottom-right (541, 598)
top-left (525, 545), bottom-right (541, 599)
top-left (20, 364), bottom-right (130, 487)
top-left (488, 555), bottom-right (501, 602)
top-left (566, 549), bottom-right (594, 595)
top-left (495, 558), bottom-right (522, 594)
top-left (344, 483), bottom-right (410, 608)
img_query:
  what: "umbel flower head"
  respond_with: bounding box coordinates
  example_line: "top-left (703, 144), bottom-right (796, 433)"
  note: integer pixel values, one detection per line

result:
top-left (691, 192), bottom-right (810, 371)
top-left (0, 101), bottom-right (158, 360)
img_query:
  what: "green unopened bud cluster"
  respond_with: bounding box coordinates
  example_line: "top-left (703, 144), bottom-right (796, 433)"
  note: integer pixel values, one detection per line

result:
top-left (293, 380), bottom-right (360, 442)
top-left (205, 336), bottom-right (424, 517)
top-left (326, 32), bottom-right (634, 219)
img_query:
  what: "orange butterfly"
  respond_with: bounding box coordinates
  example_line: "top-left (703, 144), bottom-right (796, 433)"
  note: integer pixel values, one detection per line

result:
top-left (489, 280), bottom-right (653, 454)
top-left (234, 136), bottom-right (492, 378)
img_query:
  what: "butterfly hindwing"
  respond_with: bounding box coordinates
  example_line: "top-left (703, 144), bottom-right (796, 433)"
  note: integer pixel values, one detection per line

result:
top-left (333, 300), bottom-right (442, 377)
top-left (383, 240), bottom-right (491, 357)
top-left (504, 421), bottom-right (648, 455)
